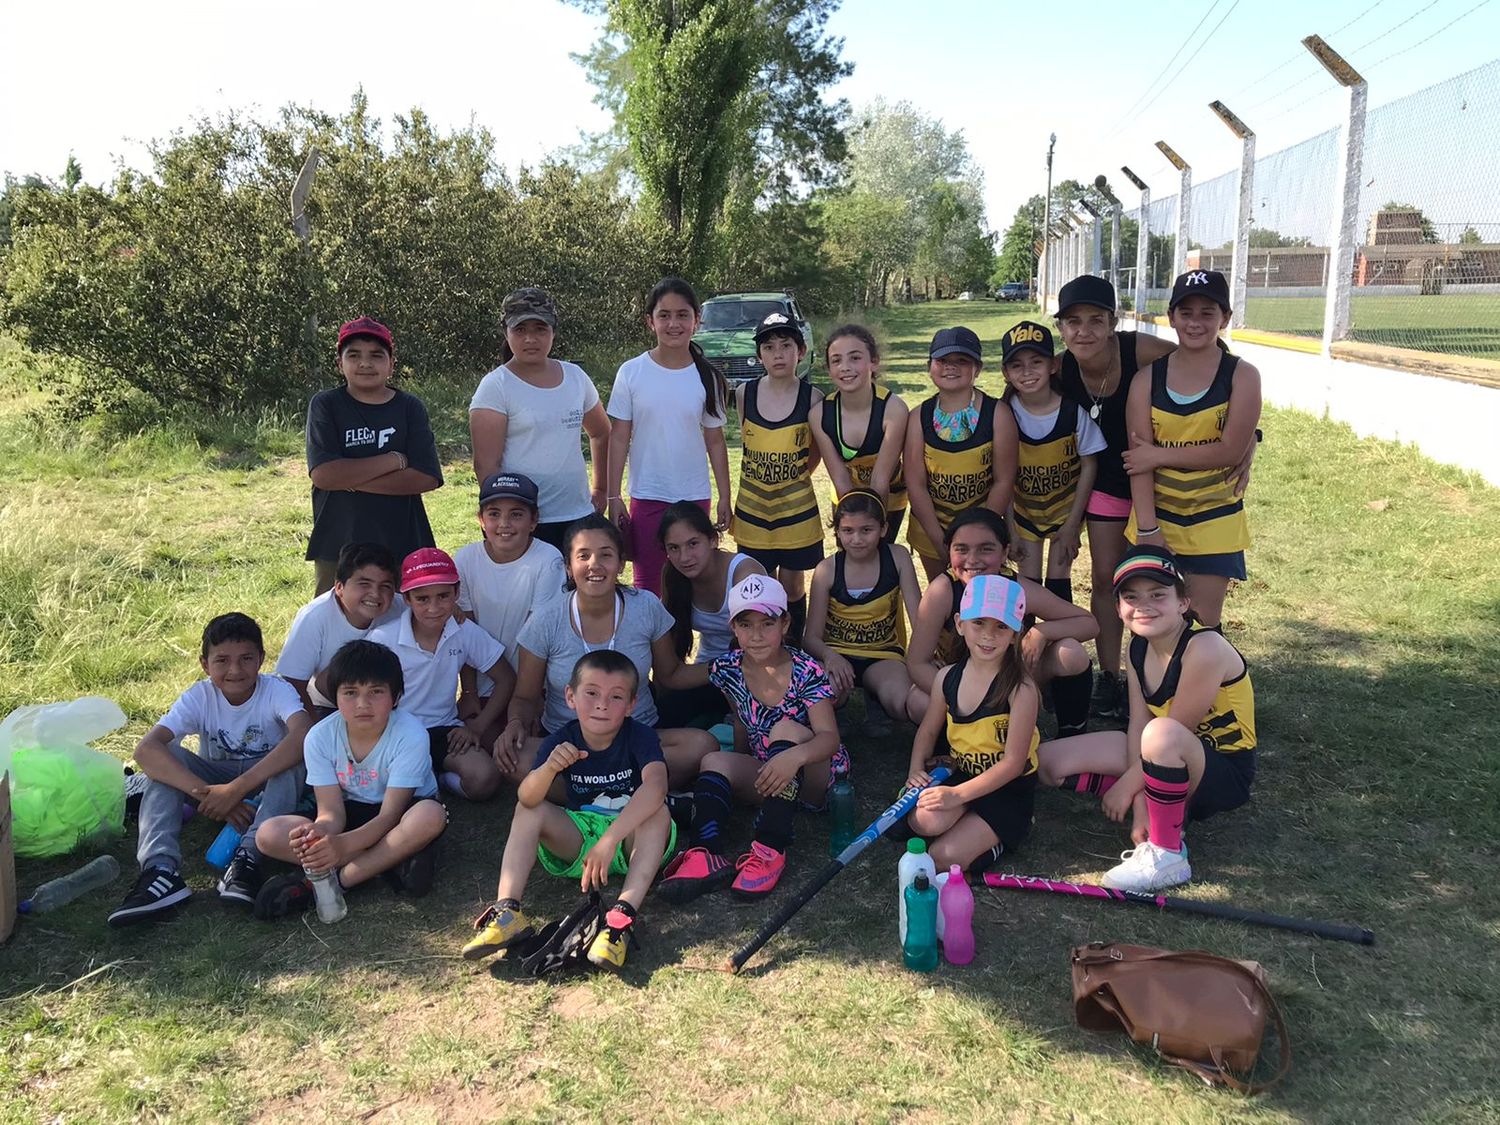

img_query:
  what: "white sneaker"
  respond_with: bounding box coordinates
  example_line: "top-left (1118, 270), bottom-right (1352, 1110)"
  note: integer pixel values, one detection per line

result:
top-left (1101, 841), bottom-right (1191, 893)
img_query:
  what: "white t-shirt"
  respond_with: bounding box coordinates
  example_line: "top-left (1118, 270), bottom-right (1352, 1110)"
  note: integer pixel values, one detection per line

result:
top-left (303, 707), bottom-right (438, 802)
top-left (158, 675), bottom-right (305, 762)
top-left (455, 538), bottom-right (567, 693)
top-left (606, 351), bottom-right (725, 502)
top-left (469, 360), bottom-right (600, 524)
top-left (367, 612), bottom-right (506, 728)
top-left (1009, 399), bottom-right (1107, 454)
top-left (516, 588), bottom-right (676, 733)
top-left (275, 590), bottom-right (406, 707)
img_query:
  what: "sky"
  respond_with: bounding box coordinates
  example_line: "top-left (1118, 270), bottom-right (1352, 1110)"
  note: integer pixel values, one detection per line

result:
top-left (4, 0), bottom-right (1498, 242)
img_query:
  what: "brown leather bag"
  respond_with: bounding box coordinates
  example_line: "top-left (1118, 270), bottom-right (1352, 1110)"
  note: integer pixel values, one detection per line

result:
top-left (1071, 942), bottom-right (1291, 1094)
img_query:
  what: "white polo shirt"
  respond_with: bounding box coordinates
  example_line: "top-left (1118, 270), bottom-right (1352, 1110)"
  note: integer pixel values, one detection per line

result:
top-left (367, 611), bottom-right (505, 728)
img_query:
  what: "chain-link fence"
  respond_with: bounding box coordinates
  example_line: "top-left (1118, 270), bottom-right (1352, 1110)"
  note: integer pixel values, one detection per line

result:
top-left (1058, 57), bottom-right (1500, 366)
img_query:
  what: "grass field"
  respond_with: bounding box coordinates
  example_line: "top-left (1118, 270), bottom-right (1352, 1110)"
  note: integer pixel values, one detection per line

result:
top-left (3, 302), bottom-right (1500, 1122)
top-left (1235, 293), bottom-right (1500, 359)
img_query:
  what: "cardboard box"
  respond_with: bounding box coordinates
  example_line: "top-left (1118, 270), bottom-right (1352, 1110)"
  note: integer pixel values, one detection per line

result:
top-left (0, 771), bottom-right (15, 942)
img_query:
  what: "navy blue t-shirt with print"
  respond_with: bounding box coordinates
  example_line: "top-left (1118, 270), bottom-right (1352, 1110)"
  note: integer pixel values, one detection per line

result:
top-left (304, 385), bottom-right (443, 563)
top-left (534, 718), bottom-right (665, 815)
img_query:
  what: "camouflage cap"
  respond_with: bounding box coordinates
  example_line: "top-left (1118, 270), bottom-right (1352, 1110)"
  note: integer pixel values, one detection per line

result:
top-left (502, 287), bottom-right (559, 330)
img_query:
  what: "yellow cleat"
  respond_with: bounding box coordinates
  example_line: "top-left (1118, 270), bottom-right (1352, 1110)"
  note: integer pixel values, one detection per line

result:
top-left (586, 907), bottom-right (636, 970)
top-left (461, 902), bottom-right (535, 960)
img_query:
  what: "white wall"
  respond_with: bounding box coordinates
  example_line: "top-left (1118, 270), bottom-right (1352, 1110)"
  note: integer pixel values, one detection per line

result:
top-left (1131, 320), bottom-right (1500, 486)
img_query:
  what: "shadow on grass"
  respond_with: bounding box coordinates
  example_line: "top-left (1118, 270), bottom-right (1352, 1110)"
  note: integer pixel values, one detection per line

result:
top-left (5, 614), bottom-right (1500, 1120)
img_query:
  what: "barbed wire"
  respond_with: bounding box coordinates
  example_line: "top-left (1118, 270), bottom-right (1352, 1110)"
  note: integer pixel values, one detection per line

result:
top-left (1104, 0), bottom-right (1229, 138)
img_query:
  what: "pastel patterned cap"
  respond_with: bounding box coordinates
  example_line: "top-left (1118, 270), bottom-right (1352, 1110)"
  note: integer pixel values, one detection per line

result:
top-left (958, 574), bottom-right (1026, 632)
top-left (400, 547), bottom-right (460, 593)
top-left (1111, 544), bottom-right (1184, 595)
top-left (728, 574), bottom-right (789, 620)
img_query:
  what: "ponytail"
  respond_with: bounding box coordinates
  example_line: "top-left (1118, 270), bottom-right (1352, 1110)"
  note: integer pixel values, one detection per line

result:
top-left (656, 501), bottom-right (719, 659)
top-left (645, 277), bottom-right (728, 420)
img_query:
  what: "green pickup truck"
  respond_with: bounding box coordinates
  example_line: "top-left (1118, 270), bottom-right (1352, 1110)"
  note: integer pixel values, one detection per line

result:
top-left (693, 291), bottom-right (814, 382)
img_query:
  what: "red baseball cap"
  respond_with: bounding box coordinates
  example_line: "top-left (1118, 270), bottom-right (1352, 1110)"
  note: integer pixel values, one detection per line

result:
top-left (337, 317), bottom-right (394, 353)
top-left (399, 547), bottom-right (459, 592)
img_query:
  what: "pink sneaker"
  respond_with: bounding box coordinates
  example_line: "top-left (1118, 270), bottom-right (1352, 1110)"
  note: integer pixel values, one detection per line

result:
top-left (657, 846), bottom-right (734, 905)
top-left (730, 842), bottom-right (786, 900)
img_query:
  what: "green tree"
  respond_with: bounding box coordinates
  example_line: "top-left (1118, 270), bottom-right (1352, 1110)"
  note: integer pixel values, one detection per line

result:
top-left (1378, 201), bottom-right (1439, 243)
top-left (993, 194), bottom-right (1044, 286)
top-left (1459, 225), bottom-right (1483, 245)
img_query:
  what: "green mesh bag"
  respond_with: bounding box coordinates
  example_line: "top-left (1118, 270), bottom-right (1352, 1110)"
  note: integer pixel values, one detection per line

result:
top-left (0, 698), bottom-right (127, 858)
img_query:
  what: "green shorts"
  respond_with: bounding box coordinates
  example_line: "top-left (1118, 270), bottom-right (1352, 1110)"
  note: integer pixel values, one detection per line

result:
top-left (537, 808), bottom-right (679, 879)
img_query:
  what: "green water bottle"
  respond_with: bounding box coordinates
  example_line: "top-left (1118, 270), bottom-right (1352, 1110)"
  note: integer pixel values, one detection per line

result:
top-left (902, 872), bottom-right (939, 972)
top-left (827, 775), bottom-right (857, 856)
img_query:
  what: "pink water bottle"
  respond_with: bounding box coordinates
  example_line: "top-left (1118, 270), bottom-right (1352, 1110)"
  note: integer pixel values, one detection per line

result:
top-left (939, 864), bottom-right (975, 965)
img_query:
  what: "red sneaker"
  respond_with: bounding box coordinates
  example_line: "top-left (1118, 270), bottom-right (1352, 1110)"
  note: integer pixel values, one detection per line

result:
top-left (730, 841), bottom-right (786, 900)
top-left (657, 846), bottom-right (734, 905)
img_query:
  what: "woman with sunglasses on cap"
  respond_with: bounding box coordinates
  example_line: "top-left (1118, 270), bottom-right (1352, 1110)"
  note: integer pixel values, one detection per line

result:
top-left (470, 288), bottom-right (613, 553)
top-left (1035, 544), bottom-right (1256, 893)
top-left (1122, 270), bottom-right (1261, 630)
top-left (1054, 276), bottom-right (1175, 722)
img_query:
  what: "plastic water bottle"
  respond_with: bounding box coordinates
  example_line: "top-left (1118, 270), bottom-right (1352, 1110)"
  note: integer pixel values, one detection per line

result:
top-left (205, 797), bottom-right (261, 870)
top-left (897, 838), bottom-right (937, 943)
top-left (306, 867), bottom-right (348, 924)
top-left (902, 872), bottom-right (939, 972)
top-left (939, 864), bottom-right (976, 965)
top-left (827, 776), bottom-right (858, 856)
top-left (18, 855), bottom-right (122, 914)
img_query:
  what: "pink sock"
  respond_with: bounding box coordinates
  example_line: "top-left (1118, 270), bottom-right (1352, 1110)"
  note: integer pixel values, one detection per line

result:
top-left (1142, 762), bottom-right (1190, 852)
top-left (1064, 772), bottom-right (1118, 796)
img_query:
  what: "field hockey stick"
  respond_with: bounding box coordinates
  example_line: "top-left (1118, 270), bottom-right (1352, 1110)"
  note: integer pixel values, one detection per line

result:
top-left (979, 873), bottom-right (1375, 946)
top-left (725, 767), bottom-right (951, 973)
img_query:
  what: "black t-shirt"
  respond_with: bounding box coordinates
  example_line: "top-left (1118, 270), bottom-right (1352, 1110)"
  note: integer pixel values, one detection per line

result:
top-left (534, 718), bottom-right (665, 814)
top-left (1058, 332), bottom-right (1140, 500)
top-left (304, 386), bottom-right (443, 562)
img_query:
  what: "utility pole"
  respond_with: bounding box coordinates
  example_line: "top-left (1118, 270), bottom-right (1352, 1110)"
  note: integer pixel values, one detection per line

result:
top-left (1040, 132), bottom-right (1057, 308)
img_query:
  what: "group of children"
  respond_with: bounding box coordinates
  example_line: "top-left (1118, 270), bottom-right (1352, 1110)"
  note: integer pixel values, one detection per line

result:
top-left (111, 267), bottom-right (1263, 969)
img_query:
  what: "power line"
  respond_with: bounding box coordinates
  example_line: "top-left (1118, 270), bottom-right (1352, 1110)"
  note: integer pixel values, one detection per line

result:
top-left (1351, 0), bottom-right (1442, 52)
top-left (1365, 0), bottom-right (1492, 69)
top-left (1226, 0), bottom-right (1389, 100)
top-left (1121, 0), bottom-right (1245, 129)
top-left (1103, 0), bottom-right (1226, 136)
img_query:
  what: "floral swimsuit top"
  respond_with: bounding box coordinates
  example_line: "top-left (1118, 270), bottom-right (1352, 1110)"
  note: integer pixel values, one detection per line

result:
top-left (708, 647), bottom-right (851, 776)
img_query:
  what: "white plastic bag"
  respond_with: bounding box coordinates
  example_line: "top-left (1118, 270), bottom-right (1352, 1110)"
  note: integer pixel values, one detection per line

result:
top-left (0, 696), bottom-right (127, 857)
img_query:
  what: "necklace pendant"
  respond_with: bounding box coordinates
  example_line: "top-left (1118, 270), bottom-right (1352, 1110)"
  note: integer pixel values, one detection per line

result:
top-left (1089, 403), bottom-right (1101, 420)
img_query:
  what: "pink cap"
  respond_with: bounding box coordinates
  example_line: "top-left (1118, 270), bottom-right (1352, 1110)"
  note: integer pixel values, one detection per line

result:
top-left (399, 547), bottom-right (459, 592)
top-left (957, 574), bottom-right (1026, 631)
top-left (337, 317), bottom-right (393, 353)
top-left (728, 574), bottom-right (789, 620)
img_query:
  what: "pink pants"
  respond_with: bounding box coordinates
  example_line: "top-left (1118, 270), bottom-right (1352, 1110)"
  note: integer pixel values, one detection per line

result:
top-left (627, 497), bottom-right (711, 596)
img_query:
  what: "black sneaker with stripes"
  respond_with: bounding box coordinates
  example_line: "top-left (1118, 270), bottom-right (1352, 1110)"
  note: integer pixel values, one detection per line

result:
top-left (108, 867), bottom-right (191, 927)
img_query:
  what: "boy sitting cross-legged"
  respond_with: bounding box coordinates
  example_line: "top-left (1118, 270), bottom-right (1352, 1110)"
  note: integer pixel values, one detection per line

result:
top-left (253, 640), bottom-right (448, 918)
top-left (462, 650), bottom-right (676, 971)
top-left (109, 613), bottom-right (313, 926)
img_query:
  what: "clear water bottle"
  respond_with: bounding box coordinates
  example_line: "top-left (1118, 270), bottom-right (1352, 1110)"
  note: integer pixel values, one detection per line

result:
top-left (939, 864), bottom-right (976, 965)
top-left (902, 872), bottom-right (939, 972)
top-left (827, 776), bottom-right (858, 856)
top-left (205, 797), bottom-right (260, 869)
top-left (19, 855), bottom-right (122, 914)
top-left (306, 867), bottom-right (348, 924)
top-left (897, 838), bottom-right (937, 943)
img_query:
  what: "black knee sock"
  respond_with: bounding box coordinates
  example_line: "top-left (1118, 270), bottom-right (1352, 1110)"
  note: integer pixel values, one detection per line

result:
top-left (1051, 664), bottom-right (1093, 735)
top-left (689, 771), bottom-right (733, 851)
top-left (752, 743), bottom-right (800, 851)
top-left (787, 595), bottom-right (808, 647)
top-left (1043, 577), bottom-right (1073, 604)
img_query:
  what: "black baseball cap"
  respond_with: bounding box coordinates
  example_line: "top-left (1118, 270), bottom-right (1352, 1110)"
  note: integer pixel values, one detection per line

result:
top-left (479, 471), bottom-right (540, 510)
top-left (753, 311), bottom-right (804, 347)
top-left (929, 326), bottom-right (983, 363)
top-left (1056, 275), bottom-right (1117, 316)
top-left (1001, 321), bottom-right (1055, 364)
top-left (1169, 269), bottom-right (1231, 312)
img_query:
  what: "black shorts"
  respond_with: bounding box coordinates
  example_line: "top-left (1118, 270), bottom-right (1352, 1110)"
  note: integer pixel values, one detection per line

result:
top-left (342, 796), bottom-right (450, 829)
top-left (533, 520), bottom-right (575, 553)
top-left (944, 769), bottom-right (1037, 851)
top-left (1175, 551), bottom-right (1248, 581)
top-left (343, 797), bottom-right (448, 895)
top-left (1189, 745), bottom-right (1255, 820)
top-left (741, 542), bottom-right (824, 573)
top-left (427, 726), bottom-right (461, 772)
top-left (882, 509), bottom-right (907, 544)
top-left (653, 682), bottom-right (730, 729)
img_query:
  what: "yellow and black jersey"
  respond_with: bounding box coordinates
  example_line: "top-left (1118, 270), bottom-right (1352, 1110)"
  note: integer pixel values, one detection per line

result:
top-left (1129, 621), bottom-right (1256, 753)
top-left (908, 393), bottom-right (998, 559)
top-left (826, 543), bottom-right (906, 661)
top-left (942, 657), bottom-right (1039, 779)
top-left (733, 380), bottom-right (821, 552)
top-left (1013, 400), bottom-right (1086, 541)
top-left (820, 386), bottom-right (907, 512)
top-left (1129, 353), bottom-right (1249, 555)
